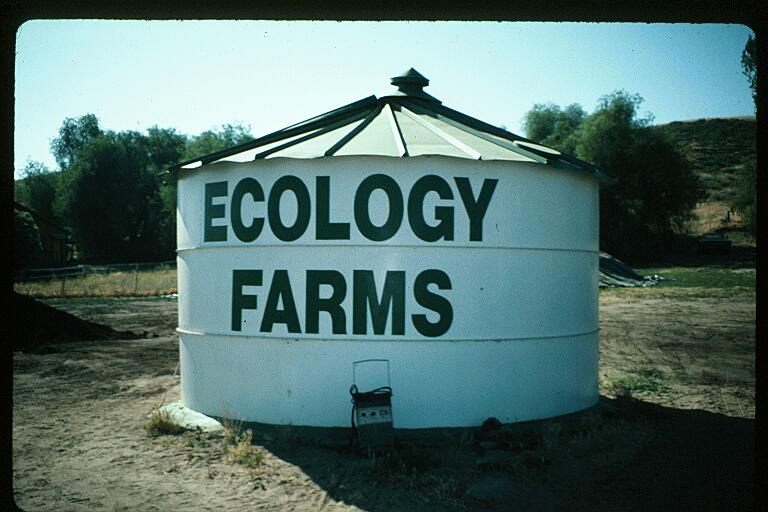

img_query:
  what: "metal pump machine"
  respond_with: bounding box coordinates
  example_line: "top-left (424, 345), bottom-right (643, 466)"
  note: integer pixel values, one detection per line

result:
top-left (350, 359), bottom-right (394, 453)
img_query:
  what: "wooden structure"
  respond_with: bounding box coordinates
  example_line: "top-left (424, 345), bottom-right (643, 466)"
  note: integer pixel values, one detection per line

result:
top-left (15, 202), bottom-right (75, 267)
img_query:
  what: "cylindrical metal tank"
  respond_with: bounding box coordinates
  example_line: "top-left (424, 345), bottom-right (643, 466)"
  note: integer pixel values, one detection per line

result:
top-left (173, 69), bottom-right (608, 429)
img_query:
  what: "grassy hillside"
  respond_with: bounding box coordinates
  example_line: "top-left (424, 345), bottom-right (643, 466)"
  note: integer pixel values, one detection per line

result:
top-left (651, 117), bottom-right (755, 237)
top-left (652, 117), bottom-right (755, 203)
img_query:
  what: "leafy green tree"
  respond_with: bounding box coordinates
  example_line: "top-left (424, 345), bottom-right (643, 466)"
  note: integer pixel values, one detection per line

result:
top-left (49, 115), bottom-right (189, 260)
top-left (182, 123), bottom-right (253, 160)
top-left (574, 91), bottom-right (704, 254)
top-left (14, 209), bottom-right (43, 268)
top-left (14, 161), bottom-right (60, 222)
top-left (147, 126), bottom-right (187, 171)
top-left (741, 35), bottom-right (756, 109)
top-left (731, 159), bottom-right (756, 235)
top-left (730, 35), bottom-right (757, 236)
top-left (522, 103), bottom-right (586, 153)
top-left (48, 116), bottom-right (249, 260)
top-left (50, 114), bottom-right (103, 171)
top-left (146, 126), bottom-right (188, 256)
top-left (523, 91), bottom-right (705, 257)
top-left (61, 131), bottom-right (159, 259)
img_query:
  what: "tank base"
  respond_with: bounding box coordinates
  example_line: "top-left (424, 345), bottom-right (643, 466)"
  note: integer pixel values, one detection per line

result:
top-left (173, 396), bottom-right (609, 449)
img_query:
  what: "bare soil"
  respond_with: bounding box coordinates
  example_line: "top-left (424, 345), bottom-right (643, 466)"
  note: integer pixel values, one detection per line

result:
top-left (13, 292), bottom-right (755, 511)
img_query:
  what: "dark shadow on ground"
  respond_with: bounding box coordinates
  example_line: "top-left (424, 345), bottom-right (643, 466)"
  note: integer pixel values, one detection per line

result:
top-left (242, 396), bottom-right (754, 511)
top-left (623, 232), bottom-right (756, 269)
top-left (12, 292), bottom-right (140, 353)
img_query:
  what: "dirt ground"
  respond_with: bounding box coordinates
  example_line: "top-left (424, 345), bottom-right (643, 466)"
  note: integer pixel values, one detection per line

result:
top-left (13, 290), bottom-right (755, 511)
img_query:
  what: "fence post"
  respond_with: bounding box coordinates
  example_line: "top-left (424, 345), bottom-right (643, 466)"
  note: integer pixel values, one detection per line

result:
top-left (133, 263), bottom-right (139, 294)
top-left (60, 275), bottom-right (66, 296)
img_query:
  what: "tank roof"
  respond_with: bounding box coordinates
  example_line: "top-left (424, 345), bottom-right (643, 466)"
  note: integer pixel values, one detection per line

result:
top-left (169, 69), bottom-right (613, 183)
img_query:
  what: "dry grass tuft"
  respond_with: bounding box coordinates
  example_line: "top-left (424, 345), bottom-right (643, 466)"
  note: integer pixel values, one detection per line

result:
top-left (145, 407), bottom-right (184, 437)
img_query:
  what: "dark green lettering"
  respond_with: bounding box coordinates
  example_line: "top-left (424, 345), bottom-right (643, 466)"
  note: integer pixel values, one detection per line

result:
top-left (455, 177), bottom-right (498, 242)
top-left (354, 174), bottom-right (404, 241)
top-left (306, 270), bottom-right (347, 334)
top-left (408, 175), bottom-right (454, 242)
top-left (204, 181), bottom-right (228, 242)
top-left (268, 176), bottom-right (311, 241)
top-left (412, 269), bottom-right (453, 337)
top-left (353, 270), bottom-right (405, 335)
top-left (316, 176), bottom-right (350, 240)
top-left (260, 270), bottom-right (301, 333)
top-left (231, 269), bottom-right (262, 331)
top-left (231, 177), bottom-right (265, 242)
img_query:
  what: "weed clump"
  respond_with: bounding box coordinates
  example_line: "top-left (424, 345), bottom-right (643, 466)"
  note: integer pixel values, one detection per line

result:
top-left (606, 371), bottom-right (671, 398)
top-left (224, 426), bottom-right (265, 468)
top-left (146, 407), bottom-right (184, 437)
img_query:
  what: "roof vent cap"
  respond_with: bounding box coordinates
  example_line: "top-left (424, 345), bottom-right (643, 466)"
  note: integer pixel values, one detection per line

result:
top-left (390, 68), bottom-right (441, 103)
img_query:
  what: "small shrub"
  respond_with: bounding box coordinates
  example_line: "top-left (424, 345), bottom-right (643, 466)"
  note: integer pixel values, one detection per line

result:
top-left (146, 407), bottom-right (184, 437)
top-left (225, 428), bottom-right (265, 468)
top-left (221, 417), bottom-right (244, 445)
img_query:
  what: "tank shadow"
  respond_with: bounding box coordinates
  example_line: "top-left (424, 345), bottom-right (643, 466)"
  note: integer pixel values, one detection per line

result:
top-left (240, 395), bottom-right (754, 511)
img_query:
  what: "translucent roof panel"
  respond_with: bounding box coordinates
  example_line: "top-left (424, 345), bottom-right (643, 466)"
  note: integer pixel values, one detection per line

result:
top-left (393, 108), bottom-right (472, 158)
top-left (410, 111), bottom-right (539, 162)
top-left (335, 107), bottom-right (402, 157)
top-left (169, 68), bottom-right (612, 183)
top-left (211, 130), bottom-right (318, 164)
top-left (266, 119), bottom-right (365, 159)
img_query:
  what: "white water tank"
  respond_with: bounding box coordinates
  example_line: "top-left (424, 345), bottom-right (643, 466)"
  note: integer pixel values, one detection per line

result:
top-left (171, 69), bottom-right (611, 428)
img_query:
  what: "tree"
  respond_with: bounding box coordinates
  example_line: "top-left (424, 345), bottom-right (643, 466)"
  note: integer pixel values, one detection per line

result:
top-left (731, 36), bottom-right (757, 236)
top-left (522, 103), bottom-right (586, 154)
top-left (146, 126), bottom-right (188, 257)
top-left (147, 126), bottom-right (187, 172)
top-left (732, 158), bottom-right (756, 235)
top-left (574, 91), bottom-right (704, 254)
top-left (47, 117), bottom-right (250, 260)
top-left (14, 209), bottom-right (43, 269)
top-left (14, 161), bottom-right (60, 222)
top-left (741, 35), bottom-right (756, 110)
top-left (50, 114), bottom-right (103, 171)
top-left (522, 91), bottom-right (705, 258)
top-left (182, 123), bottom-right (253, 161)
top-left (61, 131), bottom-right (159, 259)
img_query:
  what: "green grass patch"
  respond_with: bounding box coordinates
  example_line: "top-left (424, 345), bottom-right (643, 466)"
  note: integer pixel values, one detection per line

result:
top-left (604, 370), bottom-right (671, 398)
top-left (635, 267), bottom-right (755, 289)
top-left (15, 269), bottom-right (177, 298)
top-left (601, 266), bottom-right (754, 300)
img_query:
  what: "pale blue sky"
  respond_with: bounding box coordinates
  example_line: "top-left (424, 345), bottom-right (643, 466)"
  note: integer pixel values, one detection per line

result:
top-left (14, 20), bottom-right (755, 178)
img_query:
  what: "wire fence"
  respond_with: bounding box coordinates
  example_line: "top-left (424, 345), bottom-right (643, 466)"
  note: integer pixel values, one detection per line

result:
top-left (16, 260), bottom-right (176, 281)
top-left (14, 260), bottom-right (178, 298)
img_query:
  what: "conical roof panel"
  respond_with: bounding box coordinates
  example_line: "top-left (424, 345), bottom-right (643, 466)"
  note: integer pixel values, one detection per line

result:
top-left (171, 69), bottom-right (612, 183)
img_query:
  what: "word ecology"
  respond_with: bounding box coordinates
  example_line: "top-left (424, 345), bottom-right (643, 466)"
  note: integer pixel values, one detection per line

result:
top-left (204, 173), bottom-right (498, 338)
